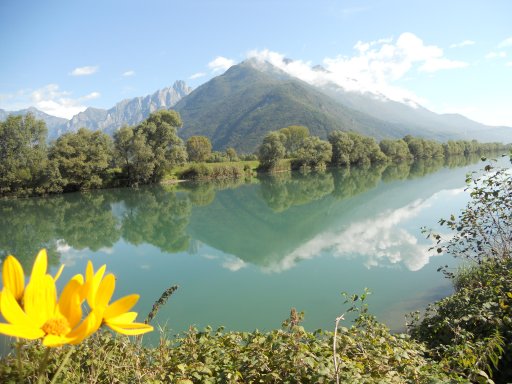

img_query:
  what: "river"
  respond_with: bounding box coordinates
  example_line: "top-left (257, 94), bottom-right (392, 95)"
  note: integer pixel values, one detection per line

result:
top-left (0, 154), bottom-right (509, 348)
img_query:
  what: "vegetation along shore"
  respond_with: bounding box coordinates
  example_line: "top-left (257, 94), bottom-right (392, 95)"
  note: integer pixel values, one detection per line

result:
top-left (0, 111), bottom-right (508, 197)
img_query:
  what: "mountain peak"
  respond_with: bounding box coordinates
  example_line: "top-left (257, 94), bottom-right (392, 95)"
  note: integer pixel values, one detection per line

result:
top-left (62, 81), bottom-right (192, 136)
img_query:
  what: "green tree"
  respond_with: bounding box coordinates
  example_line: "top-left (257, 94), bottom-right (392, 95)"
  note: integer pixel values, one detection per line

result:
top-left (0, 114), bottom-right (60, 195)
top-left (258, 132), bottom-right (286, 170)
top-left (294, 136), bottom-right (332, 170)
top-left (49, 127), bottom-right (113, 191)
top-left (345, 132), bottom-right (386, 165)
top-left (225, 147), bottom-right (238, 162)
top-left (379, 139), bottom-right (411, 162)
top-left (278, 125), bottom-right (310, 156)
top-left (328, 130), bottom-right (353, 166)
top-left (113, 125), bottom-right (135, 179)
top-left (114, 110), bottom-right (187, 185)
top-left (133, 110), bottom-right (187, 182)
top-left (186, 135), bottom-right (212, 162)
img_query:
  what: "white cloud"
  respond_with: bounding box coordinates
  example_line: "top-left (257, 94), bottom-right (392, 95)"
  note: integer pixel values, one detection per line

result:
top-left (83, 91), bottom-right (101, 100)
top-left (13, 84), bottom-right (101, 118)
top-left (507, 61), bottom-right (512, 67)
top-left (208, 56), bottom-right (235, 72)
top-left (122, 70), bottom-right (135, 77)
top-left (485, 51), bottom-right (507, 59)
top-left (498, 36), bottom-right (512, 48)
top-left (70, 66), bottom-right (99, 76)
top-left (190, 72), bottom-right (206, 80)
top-left (247, 33), bottom-right (466, 106)
top-left (450, 40), bottom-right (475, 48)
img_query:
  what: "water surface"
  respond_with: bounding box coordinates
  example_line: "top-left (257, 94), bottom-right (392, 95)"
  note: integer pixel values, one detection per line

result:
top-left (0, 155), bottom-right (508, 347)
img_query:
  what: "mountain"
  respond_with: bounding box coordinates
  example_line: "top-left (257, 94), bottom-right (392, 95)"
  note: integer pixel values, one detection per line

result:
top-left (64, 80), bottom-right (192, 137)
top-left (174, 60), bottom-right (415, 152)
top-left (319, 79), bottom-right (512, 143)
top-left (2, 62), bottom-right (512, 151)
top-left (0, 81), bottom-right (192, 139)
top-left (174, 59), bottom-right (512, 152)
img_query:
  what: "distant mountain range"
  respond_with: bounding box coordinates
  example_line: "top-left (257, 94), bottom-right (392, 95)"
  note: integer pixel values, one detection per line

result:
top-left (1, 59), bottom-right (512, 152)
top-left (0, 81), bottom-right (191, 139)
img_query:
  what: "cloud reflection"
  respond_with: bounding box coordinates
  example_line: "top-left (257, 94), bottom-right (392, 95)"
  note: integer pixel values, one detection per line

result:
top-left (263, 189), bottom-right (465, 273)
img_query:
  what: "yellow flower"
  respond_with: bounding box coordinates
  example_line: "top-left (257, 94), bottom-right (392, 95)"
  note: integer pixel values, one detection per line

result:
top-left (0, 272), bottom-right (101, 347)
top-left (85, 261), bottom-right (153, 336)
top-left (1, 249), bottom-right (64, 302)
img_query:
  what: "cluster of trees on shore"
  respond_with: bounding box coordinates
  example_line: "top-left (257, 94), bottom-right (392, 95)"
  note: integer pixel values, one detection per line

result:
top-left (258, 125), bottom-right (510, 171)
top-left (0, 111), bottom-right (245, 196)
top-left (0, 111), bottom-right (187, 195)
top-left (1, 112), bottom-right (509, 196)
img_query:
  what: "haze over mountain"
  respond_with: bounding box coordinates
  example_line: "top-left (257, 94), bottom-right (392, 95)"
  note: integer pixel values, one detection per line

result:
top-left (2, 60), bottom-right (512, 152)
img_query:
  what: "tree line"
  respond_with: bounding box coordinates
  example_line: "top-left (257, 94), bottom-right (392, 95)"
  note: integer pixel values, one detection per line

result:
top-left (257, 125), bottom-right (509, 171)
top-left (1, 112), bottom-right (509, 196)
top-left (0, 111), bottom-right (246, 196)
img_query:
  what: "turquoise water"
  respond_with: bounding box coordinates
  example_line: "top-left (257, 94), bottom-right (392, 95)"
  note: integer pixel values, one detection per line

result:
top-left (0, 155), bottom-right (509, 349)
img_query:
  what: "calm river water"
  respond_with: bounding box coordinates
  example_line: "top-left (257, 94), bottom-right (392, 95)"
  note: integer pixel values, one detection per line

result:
top-left (0, 154), bottom-right (509, 348)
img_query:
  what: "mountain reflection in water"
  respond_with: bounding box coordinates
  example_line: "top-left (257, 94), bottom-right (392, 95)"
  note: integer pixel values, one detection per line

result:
top-left (0, 154), bottom-right (508, 335)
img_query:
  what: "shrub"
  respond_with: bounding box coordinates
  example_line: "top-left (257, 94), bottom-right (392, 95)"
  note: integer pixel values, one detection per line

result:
top-left (411, 161), bottom-right (512, 382)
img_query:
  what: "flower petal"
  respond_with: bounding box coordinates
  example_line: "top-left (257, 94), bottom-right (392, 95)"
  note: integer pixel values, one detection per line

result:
top-left (2, 255), bottom-right (25, 301)
top-left (58, 278), bottom-right (83, 329)
top-left (0, 323), bottom-right (44, 340)
top-left (53, 264), bottom-right (65, 282)
top-left (67, 310), bottom-right (102, 345)
top-left (106, 322), bottom-right (153, 336)
top-left (104, 294), bottom-right (139, 319)
top-left (43, 334), bottom-right (72, 347)
top-left (30, 249), bottom-right (48, 282)
top-left (95, 273), bottom-right (115, 309)
top-left (106, 311), bottom-right (138, 324)
top-left (24, 275), bottom-right (56, 327)
top-left (86, 263), bottom-right (106, 308)
top-left (0, 288), bottom-right (33, 328)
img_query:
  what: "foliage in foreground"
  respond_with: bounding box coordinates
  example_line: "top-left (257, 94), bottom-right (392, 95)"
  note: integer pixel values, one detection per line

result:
top-left (410, 160), bottom-right (512, 383)
top-left (0, 297), bottom-right (457, 383)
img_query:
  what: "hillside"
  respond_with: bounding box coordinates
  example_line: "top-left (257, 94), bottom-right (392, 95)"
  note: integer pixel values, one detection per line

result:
top-left (175, 60), bottom-right (512, 152)
top-left (175, 61), bottom-right (414, 152)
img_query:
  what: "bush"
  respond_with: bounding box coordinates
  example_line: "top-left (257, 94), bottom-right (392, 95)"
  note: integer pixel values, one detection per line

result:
top-left (0, 297), bottom-right (456, 383)
top-left (411, 161), bottom-right (512, 382)
top-left (179, 164), bottom-right (244, 181)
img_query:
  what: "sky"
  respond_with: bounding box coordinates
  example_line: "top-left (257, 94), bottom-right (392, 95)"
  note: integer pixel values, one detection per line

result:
top-left (0, 0), bottom-right (511, 126)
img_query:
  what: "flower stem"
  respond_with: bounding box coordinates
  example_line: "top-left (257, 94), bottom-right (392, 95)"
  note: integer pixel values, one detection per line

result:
top-left (37, 347), bottom-right (50, 384)
top-left (15, 339), bottom-right (22, 380)
top-left (50, 347), bottom-right (73, 384)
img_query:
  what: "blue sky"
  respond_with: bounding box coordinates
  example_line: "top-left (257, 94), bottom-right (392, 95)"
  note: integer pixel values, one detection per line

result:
top-left (0, 0), bottom-right (511, 126)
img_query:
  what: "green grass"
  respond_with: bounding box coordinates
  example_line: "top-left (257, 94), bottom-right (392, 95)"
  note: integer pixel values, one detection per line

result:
top-left (166, 160), bottom-right (260, 181)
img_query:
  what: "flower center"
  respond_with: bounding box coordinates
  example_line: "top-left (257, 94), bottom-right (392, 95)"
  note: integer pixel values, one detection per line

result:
top-left (42, 317), bottom-right (71, 336)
